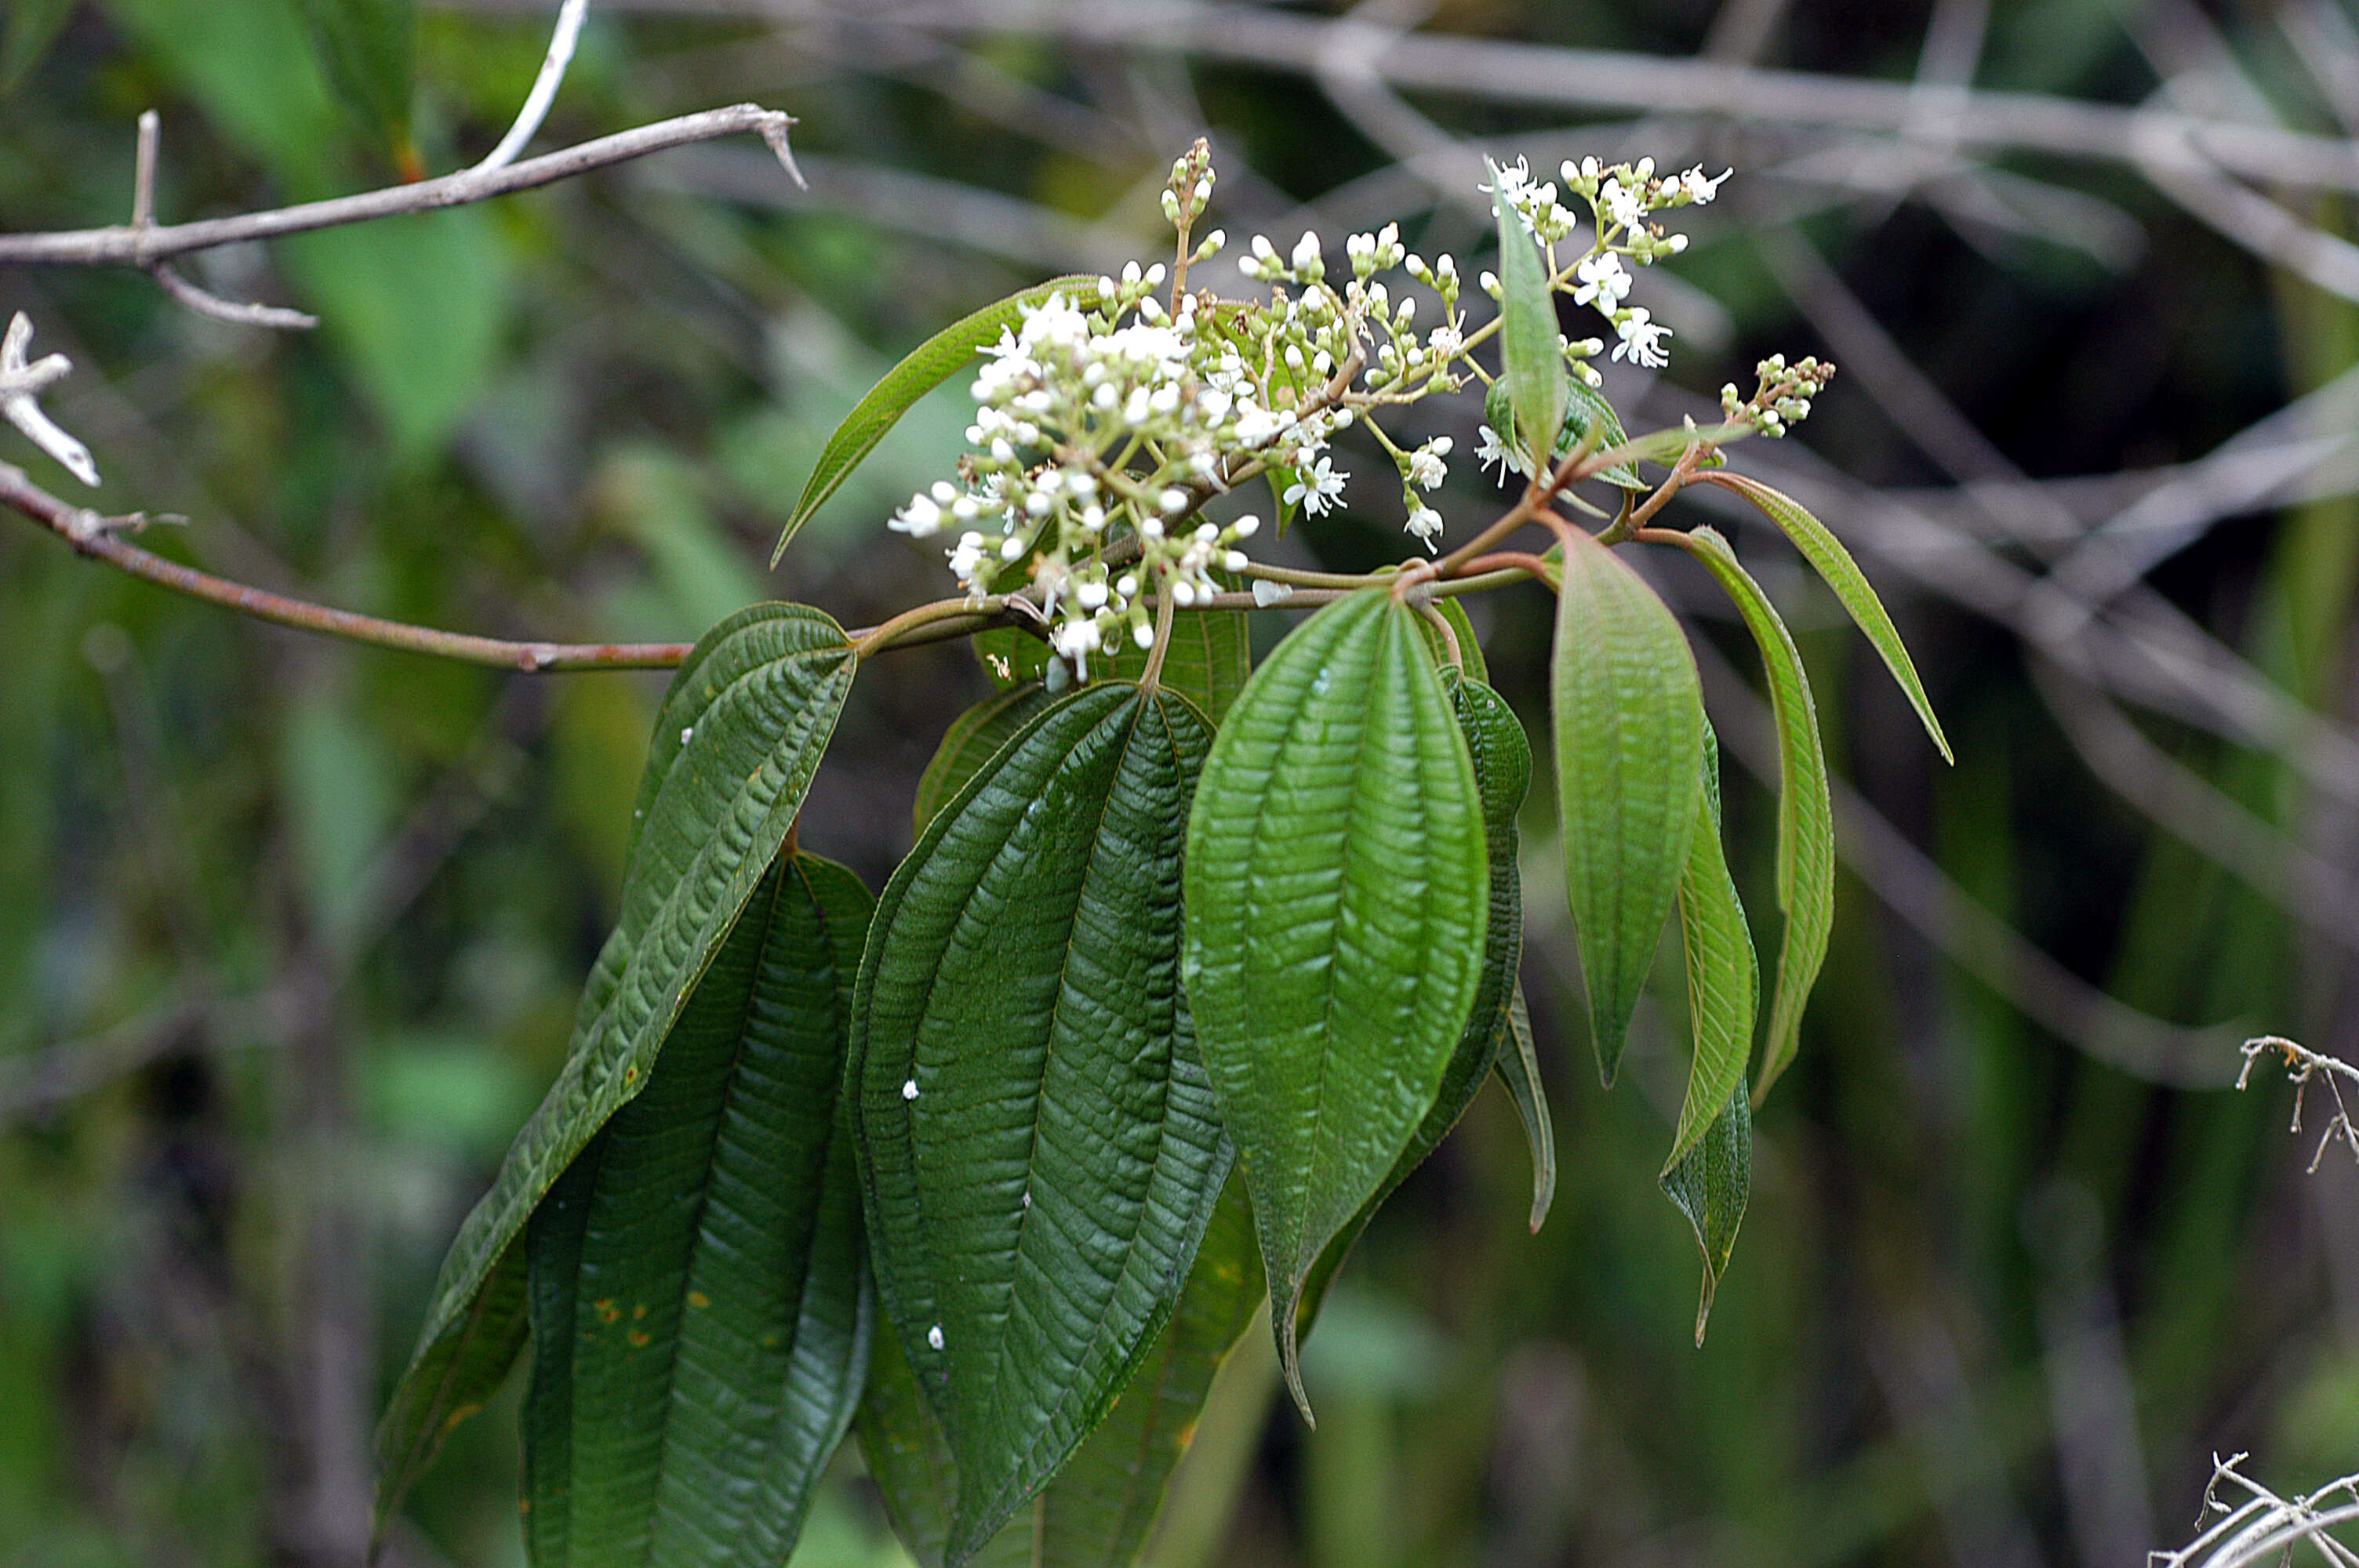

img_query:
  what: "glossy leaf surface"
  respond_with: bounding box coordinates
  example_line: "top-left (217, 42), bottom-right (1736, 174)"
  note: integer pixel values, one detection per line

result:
top-left (1707, 471), bottom-right (1953, 762)
top-left (1663, 526), bottom-right (1835, 1100)
top-left (773, 275), bottom-right (1094, 562)
top-left (377, 604), bottom-right (856, 1520)
top-left (1296, 675), bottom-right (1530, 1334)
top-left (1550, 529), bottom-right (1705, 1083)
top-left (1183, 588), bottom-right (1488, 1420)
top-left (913, 684), bottom-right (1052, 834)
top-left (856, 1174), bottom-right (1262, 1568)
top-left (853, 684), bottom-right (1229, 1563)
top-left (522, 852), bottom-right (875, 1568)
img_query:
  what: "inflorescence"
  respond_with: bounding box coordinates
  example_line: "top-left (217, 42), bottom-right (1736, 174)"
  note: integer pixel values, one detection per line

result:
top-left (886, 141), bottom-right (1821, 676)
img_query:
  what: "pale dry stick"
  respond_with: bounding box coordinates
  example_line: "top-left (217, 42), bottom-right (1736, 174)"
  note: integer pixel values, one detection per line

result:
top-left (475, 0), bottom-right (590, 172)
top-left (0, 103), bottom-right (801, 267)
top-left (2236, 1036), bottom-right (2359, 1173)
top-left (2151, 1454), bottom-right (2359, 1566)
top-left (2281, 0), bottom-right (2359, 137)
top-left (0, 311), bottom-right (96, 485)
top-left (128, 112), bottom-right (320, 329)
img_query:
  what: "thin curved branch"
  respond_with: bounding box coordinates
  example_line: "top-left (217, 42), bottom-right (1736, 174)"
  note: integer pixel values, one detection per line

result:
top-left (476, 0), bottom-right (591, 172)
top-left (0, 103), bottom-right (800, 267)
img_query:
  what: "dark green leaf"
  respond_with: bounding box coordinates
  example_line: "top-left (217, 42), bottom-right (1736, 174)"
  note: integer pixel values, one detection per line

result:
top-left (1489, 168), bottom-right (1568, 474)
top-left (1, 0), bottom-right (78, 94)
top-left (857, 1174), bottom-right (1263, 1568)
top-left (285, 0), bottom-right (414, 166)
top-left (852, 684), bottom-right (1230, 1563)
top-left (1707, 472), bottom-right (1953, 763)
top-left (974, 612), bottom-right (1254, 725)
top-left (521, 852), bottom-right (874, 1567)
top-left (1183, 588), bottom-right (1489, 1422)
top-left (1294, 675), bottom-right (1529, 1338)
top-left (914, 684), bottom-right (1053, 835)
top-left (1550, 529), bottom-right (1706, 1083)
top-left (1486, 375), bottom-right (1645, 492)
top-left (773, 276), bottom-right (1096, 563)
top-left (377, 604), bottom-right (856, 1524)
top-left (1667, 728), bottom-right (1757, 1174)
top-left (1660, 1080), bottom-right (1751, 1347)
top-left (1493, 988), bottom-right (1556, 1232)
top-left (1412, 597), bottom-right (1490, 686)
top-left (1660, 526), bottom-right (1835, 1101)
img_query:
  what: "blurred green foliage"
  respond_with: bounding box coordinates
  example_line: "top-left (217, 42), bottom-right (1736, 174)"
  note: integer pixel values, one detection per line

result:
top-left (2, 2), bottom-right (2356, 1566)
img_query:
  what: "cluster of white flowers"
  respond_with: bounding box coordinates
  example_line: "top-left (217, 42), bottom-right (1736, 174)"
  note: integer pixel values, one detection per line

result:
top-left (1480, 154), bottom-right (1728, 376)
top-left (1721, 354), bottom-right (1835, 437)
top-left (883, 143), bottom-right (1783, 672)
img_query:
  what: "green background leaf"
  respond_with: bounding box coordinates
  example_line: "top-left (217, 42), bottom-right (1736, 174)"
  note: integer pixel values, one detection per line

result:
top-left (1550, 530), bottom-right (1705, 1083)
top-left (974, 610), bottom-right (1254, 725)
top-left (852, 684), bottom-right (1230, 1562)
top-left (376, 604), bottom-right (856, 1523)
top-left (285, 0), bottom-right (415, 168)
top-left (1183, 589), bottom-right (1489, 1421)
top-left (522, 852), bottom-right (875, 1568)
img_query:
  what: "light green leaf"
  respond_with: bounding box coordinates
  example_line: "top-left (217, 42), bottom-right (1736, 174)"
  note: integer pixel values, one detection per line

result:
top-left (1293, 674), bottom-right (1529, 1339)
top-left (773, 275), bottom-right (1096, 564)
top-left (1493, 987), bottom-right (1555, 1232)
top-left (856, 1174), bottom-right (1263, 1568)
top-left (1490, 169), bottom-right (1568, 474)
top-left (1183, 588), bottom-right (1489, 1423)
top-left (1594, 420), bottom-right (1753, 471)
top-left (1485, 375), bottom-right (1645, 492)
top-left (852, 684), bottom-right (1230, 1564)
top-left (522, 852), bottom-right (875, 1568)
top-left (1660, 1079), bottom-right (1750, 1347)
top-left (286, 0), bottom-right (414, 165)
top-left (1550, 528), bottom-right (1706, 1084)
top-left (1707, 471), bottom-right (1953, 763)
top-left (376, 604), bottom-right (857, 1526)
top-left (1666, 727), bottom-right (1758, 1174)
top-left (1660, 525), bottom-right (1835, 1101)
top-left (914, 684), bottom-right (1053, 835)
top-left (974, 612), bottom-right (1254, 725)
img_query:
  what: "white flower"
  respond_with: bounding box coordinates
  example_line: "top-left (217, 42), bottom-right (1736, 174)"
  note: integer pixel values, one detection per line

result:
top-left (1427, 325), bottom-right (1463, 358)
top-left (1600, 177), bottom-right (1647, 234)
top-left (1405, 506), bottom-right (1444, 550)
top-left (1284, 455), bottom-right (1347, 515)
top-left (1474, 423), bottom-right (1516, 483)
top-left (1612, 307), bottom-right (1672, 368)
top-left (1406, 437), bottom-right (1452, 491)
top-left (890, 492), bottom-right (945, 537)
top-left (1680, 165), bottom-right (1731, 204)
top-left (1481, 156), bottom-right (1533, 201)
top-left (1572, 252), bottom-right (1631, 310)
top-left (1291, 230), bottom-right (1324, 277)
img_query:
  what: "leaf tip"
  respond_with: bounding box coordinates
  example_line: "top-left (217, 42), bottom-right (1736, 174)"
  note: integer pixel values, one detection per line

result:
top-left (1275, 1295), bottom-right (1317, 1429)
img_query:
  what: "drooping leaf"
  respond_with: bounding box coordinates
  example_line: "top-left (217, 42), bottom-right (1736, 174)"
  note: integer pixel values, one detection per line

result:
top-left (521, 852), bottom-right (874, 1568)
top-left (285, 0), bottom-right (416, 169)
top-left (974, 611), bottom-right (1254, 725)
top-left (1660, 526), bottom-right (1835, 1101)
top-left (1183, 587), bottom-right (1489, 1421)
top-left (376, 604), bottom-right (857, 1525)
top-left (852, 683), bottom-right (1230, 1563)
top-left (1705, 470), bottom-right (1953, 762)
top-left (773, 275), bottom-right (1095, 563)
top-left (1660, 1079), bottom-right (1751, 1347)
top-left (1550, 528), bottom-right (1706, 1083)
top-left (914, 684), bottom-right (1053, 834)
top-left (1294, 674), bottom-right (1529, 1338)
top-left (857, 1174), bottom-right (1263, 1568)
top-left (1493, 988), bottom-right (1556, 1232)
top-left (1666, 728), bottom-right (1758, 1174)
top-left (1489, 166), bottom-right (1568, 474)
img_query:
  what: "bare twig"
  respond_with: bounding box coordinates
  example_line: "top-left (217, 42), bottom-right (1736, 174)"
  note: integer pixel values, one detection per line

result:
top-left (1, 461), bottom-right (691, 672)
top-left (0, 312), bottom-right (98, 485)
top-left (2151, 1454), bottom-right (2359, 1566)
top-left (124, 111), bottom-right (322, 328)
top-left (0, 103), bottom-right (799, 267)
top-left (476, 0), bottom-right (591, 172)
top-left (2237, 1036), bottom-right (2359, 1173)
